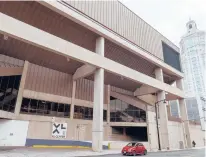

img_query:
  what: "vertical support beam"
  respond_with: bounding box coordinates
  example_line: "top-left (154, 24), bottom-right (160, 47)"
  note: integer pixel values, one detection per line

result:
top-left (146, 105), bottom-right (152, 151)
top-left (106, 85), bottom-right (110, 123)
top-left (15, 61), bottom-right (29, 115)
top-left (176, 79), bottom-right (192, 148)
top-left (155, 68), bottom-right (170, 150)
top-left (92, 37), bottom-right (104, 152)
top-left (70, 80), bottom-right (76, 119)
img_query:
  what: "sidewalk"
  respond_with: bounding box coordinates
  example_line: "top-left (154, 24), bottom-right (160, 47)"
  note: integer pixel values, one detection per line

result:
top-left (0, 147), bottom-right (205, 157)
top-left (150, 146), bottom-right (206, 152)
top-left (0, 148), bottom-right (120, 157)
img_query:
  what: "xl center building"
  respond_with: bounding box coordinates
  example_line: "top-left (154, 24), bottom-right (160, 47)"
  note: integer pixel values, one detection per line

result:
top-left (0, 1), bottom-right (204, 151)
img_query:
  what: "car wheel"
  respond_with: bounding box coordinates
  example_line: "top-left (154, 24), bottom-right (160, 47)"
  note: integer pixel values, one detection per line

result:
top-left (132, 151), bottom-right (136, 156)
top-left (143, 150), bottom-right (147, 155)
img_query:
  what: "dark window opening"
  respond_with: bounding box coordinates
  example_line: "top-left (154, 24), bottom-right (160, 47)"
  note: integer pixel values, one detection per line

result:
top-left (20, 98), bottom-right (71, 118)
top-left (0, 75), bottom-right (21, 113)
top-left (110, 96), bottom-right (146, 122)
top-left (112, 127), bottom-right (124, 134)
top-left (126, 127), bottom-right (148, 142)
top-left (189, 24), bottom-right (192, 29)
top-left (162, 42), bottom-right (181, 71)
top-left (74, 105), bottom-right (107, 121)
top-left (111, 126), bottom-right (148, 142)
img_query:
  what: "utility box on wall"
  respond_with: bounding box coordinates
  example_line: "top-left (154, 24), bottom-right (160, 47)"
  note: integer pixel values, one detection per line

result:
top-left (0, 120), bottom-right (29, 146)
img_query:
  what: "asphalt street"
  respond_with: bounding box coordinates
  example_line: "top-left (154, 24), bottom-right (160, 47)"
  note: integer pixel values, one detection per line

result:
top-left (0, 148), bottom-right (205, 157)
top-left (91, 148), bottom-right (205, 157)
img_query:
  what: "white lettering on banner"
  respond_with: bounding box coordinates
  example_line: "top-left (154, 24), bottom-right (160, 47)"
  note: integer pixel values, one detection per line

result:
top-left (52, 123), bottom-right (67, 138)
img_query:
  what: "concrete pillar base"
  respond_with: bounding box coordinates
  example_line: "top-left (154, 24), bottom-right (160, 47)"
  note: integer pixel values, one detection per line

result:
top-left (92, 131), bottom-right (103, 152)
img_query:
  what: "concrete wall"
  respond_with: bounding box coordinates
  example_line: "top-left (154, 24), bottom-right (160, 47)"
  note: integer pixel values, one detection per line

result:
top-left (189, 124), bottom-right (205, 147)
top-left (147, 111), bottom-right (159, 151)
top-left (25, 116), bottom-right (109, 142)
top-left (168, 121), bottom-right (184, 149)
top-left (27, 118), bottom-right (93, 141)
top-left (0, 120), bottom-right (29, 146)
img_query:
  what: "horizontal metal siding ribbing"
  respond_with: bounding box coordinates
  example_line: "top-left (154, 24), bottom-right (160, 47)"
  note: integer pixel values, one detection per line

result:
top-left (105, 41), bottom-right (156, 77)
top-left (76, 78), bottom-right (93, 102)
top-left (75, 78), bottom-right (108, 104)
top-left (63, 0), bottom-right (179, 59)
top-left (24, 63), bottom-right (72, 97)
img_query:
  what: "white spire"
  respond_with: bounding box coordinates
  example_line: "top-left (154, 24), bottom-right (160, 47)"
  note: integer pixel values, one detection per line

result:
top-left (186, 19), bottom-right (197, 33)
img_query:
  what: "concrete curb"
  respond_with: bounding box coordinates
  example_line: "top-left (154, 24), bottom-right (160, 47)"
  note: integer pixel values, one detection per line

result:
top-left (150, 146), bottom-right (206, 153)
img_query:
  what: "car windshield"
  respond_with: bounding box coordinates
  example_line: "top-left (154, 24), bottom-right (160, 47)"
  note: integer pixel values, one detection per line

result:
top-left (127, 143), bottom-right (136, 146)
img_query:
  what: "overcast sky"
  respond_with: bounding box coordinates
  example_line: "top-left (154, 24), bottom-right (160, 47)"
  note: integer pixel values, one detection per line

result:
top-left (119, 0), bottom-right (206, 47)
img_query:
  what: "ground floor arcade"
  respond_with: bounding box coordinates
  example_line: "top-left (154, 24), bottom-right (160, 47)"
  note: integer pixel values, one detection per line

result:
top-left (0, 55), bottom-right (205, 151)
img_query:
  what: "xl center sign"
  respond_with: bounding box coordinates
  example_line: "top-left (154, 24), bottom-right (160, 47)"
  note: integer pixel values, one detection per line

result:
top-left (52, 123), bottom-right (67, 138)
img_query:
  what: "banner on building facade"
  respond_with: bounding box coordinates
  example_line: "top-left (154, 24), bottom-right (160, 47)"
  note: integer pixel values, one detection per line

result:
top-left (52, 122), bottom-right (67, 138)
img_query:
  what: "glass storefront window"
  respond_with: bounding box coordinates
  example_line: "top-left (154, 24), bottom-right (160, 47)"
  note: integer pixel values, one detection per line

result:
top-left (0, 75), bottom-right (21, 113)
top-left (21, 98), bottom-right (70, 118)
top-left (74, 105), bottom-right (107, 121)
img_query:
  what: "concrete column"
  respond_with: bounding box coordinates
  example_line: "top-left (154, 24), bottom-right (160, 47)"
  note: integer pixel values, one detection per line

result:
top-left (15, 61), bottom-right (29, 115)
top-left (176, 79), bottom-right (192, 148)
top-left (155, 68), bottom-right (170, 150)
top-left (106, 85), bottom-right (111, 123)
top-left (92, 37), bottom-right (104, 152)
top-left (146, 106), bottom-right (151, 151)
top-left (70, 81), bottom-right (76, 119)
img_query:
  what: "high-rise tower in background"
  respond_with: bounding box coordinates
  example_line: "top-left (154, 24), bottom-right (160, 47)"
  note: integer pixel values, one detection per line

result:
top-left (179, 20), bottom-right (206, 128)
top-left (180, 20), bottom-right (205, 98)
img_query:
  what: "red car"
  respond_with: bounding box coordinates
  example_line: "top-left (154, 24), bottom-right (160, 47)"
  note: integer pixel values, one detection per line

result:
top-left (121, 142), bottom-right (147, 156)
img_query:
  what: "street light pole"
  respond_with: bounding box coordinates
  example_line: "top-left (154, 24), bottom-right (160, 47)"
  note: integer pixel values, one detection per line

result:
top-left (154, 99), bottom-right (166, 151)
top-left (155, 103), bottom-right (161, 151)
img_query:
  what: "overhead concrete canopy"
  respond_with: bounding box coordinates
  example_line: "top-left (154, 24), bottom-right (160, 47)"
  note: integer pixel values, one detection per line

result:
top-left (0, 6), bottom-right (184, 99)
top-left (0, 34), bottom-right (181, 101)
top-left (0, 1), bottom-right (179, 84)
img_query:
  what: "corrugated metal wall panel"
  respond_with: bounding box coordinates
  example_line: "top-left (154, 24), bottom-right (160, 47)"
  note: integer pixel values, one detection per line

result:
top-left (75, 78), bottom-right (108, 104)
top-left (62, 0), bottom-right (179, 60)
top-left (25, 63), bottom-right (73, 97)
top-left (25, 63), bottom-right (109, 103)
